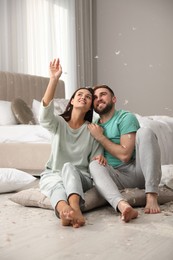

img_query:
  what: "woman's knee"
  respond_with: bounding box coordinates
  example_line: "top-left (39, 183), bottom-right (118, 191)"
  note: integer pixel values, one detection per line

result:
top-left (61, 162), bottom-right (77, 179)
top-left (63, 162), bottom-right (73, 169)
top-left (62, 162), bottom-right (75, 172)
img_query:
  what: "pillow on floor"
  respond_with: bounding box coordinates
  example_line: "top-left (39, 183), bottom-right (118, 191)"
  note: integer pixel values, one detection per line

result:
top-left (82, 186), bottom-right (173, 211)
top-left (10, 186), bottom-right (173, 212)
top-left (10, 188), bottom-right (53, 209)
top-left (0, 168), bottom-right (36, 193)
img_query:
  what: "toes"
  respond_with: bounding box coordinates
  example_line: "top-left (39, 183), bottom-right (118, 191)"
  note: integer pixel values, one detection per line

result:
top-left (121, 207), bottom-right (138, 222)
top-left (144, 208), bottom-right (150, 214)
top-left (61, 219), bottom-right (72, 226)
top-left (72, 219), bottom-right (85, 228)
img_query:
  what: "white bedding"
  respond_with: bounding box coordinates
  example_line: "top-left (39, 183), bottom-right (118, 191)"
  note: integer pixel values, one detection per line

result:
top-left (136, 114), bottom-right (173, 165)
top-left (0, 114), bottom-right (173, 166)
top-left (0, 125), bottom-right (51, 143)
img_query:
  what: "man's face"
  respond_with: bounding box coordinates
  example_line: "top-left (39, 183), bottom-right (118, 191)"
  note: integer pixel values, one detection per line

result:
top-left (93, 88), bottom-right (116, 115)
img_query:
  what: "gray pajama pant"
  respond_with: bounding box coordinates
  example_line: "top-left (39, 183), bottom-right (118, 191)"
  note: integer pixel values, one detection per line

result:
top-left (89, 127), bottom-right (162, 211)
top-left (39, 162), bottom-right (93, 209)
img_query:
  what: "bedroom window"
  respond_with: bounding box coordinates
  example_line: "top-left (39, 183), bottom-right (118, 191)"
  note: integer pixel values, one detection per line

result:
top-left (0, 0), bottom-right (76, 98)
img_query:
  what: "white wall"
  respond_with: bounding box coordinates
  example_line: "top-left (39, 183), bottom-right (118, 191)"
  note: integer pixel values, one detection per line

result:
top-left (92, 0), bottom-right (173, 116)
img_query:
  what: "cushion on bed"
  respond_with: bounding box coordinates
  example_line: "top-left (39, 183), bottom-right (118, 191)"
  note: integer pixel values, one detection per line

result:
top-left (32, 99), bottom-right (41, 124)
top-left (0, 100), bottom-right (17, 125)
top-left (11, 98), bottom-right (36, 124)
top-left (9, 185), bottom-right (173, 212)
top-left (32, 98), bottom-right (69, 123)
top-left (0, 168), bottom-right (37, 193)
top-left (54, 98), bottom-right (69, 115)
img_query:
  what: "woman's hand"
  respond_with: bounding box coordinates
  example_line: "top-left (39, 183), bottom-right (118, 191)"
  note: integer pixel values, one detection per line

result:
top-left (42, 58), bottom-right (62, 106)
top-left (92, 154), bottom-right (107, 166)
top-left (49, 58), bottom-right (62, 80)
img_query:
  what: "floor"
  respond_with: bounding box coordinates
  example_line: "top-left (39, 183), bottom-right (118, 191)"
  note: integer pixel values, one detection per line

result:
top-left (1, 191), bottom-right (173, 260)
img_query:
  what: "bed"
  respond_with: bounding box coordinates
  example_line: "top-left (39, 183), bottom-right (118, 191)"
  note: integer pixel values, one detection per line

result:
top-left (0, 71), bottom-right (67, 175)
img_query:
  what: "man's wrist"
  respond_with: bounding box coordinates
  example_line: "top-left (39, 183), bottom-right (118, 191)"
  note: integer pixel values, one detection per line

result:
top-left (97, 135), bottom-right (106, 142)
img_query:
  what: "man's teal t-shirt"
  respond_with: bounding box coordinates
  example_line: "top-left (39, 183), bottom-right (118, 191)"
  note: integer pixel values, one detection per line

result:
top-left (97, 110), bottom-right (140, 167)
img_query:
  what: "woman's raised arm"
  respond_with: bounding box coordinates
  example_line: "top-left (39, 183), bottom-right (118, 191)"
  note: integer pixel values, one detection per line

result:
top-left (42, 58), bottom-right (62, 106)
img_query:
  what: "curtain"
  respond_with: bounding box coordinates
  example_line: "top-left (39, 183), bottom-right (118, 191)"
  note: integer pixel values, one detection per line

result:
top-left (75, 0), bottom-right (93, 88)
top-left (0, 0), bottom-right (76, 98)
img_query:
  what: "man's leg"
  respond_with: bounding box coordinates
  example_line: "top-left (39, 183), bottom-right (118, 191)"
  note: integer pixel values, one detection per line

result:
top-left (89, 161), bottom-right (138, 222)
top-left (136, 127), bottom-right (162, 213)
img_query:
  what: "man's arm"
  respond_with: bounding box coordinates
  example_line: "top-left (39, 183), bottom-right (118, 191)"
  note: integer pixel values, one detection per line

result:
top-left (88, 124), bottom-right (136, 163)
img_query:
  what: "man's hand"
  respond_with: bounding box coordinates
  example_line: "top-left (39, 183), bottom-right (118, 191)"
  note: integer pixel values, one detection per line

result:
top-left (88, 123), bottom-right (136, 163)
top-left (88, 123), bottom-right (104, 141)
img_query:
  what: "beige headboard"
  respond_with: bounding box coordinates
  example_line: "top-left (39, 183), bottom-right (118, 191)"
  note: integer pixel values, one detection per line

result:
top-left (0, 71), bottom-right (65, 106)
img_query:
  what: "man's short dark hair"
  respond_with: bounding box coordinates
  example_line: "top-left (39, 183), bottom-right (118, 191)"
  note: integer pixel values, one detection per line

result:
top-left (93, 85), bottom-right (115, 96)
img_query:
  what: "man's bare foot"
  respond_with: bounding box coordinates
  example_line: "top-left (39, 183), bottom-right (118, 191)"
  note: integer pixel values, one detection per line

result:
top-left (118, 200), bottom-right (138, 222)
top-left (144, 193), bottom-right (161, 214)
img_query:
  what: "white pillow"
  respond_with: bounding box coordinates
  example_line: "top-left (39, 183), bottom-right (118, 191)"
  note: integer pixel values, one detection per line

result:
top-left (32, 98), bottom-right (69, 122)
top-left (0, 100), bottom-right (17, 125)
top-left (136, 114), bottom-right (173, 165)
top-left (0, 168), bottom-right (36, 193)
top-left (54, 98), bottom-right (69, 115)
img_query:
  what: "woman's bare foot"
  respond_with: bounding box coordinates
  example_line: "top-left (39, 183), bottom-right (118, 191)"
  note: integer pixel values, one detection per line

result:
top-left (70, 207), bottom-right (85, 228)
top-left (56, 201), bottom-right (74, 226)
top-left (68, 193), bottom-right (85, 228)
top-left (144, 193), bottom-right (161, 214)
top-left (118, 200), bottom-right (138, 222)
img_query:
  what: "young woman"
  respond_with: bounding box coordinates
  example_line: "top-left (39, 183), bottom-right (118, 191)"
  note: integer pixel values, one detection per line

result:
top-left (39, 58), bottom-right (105, 228)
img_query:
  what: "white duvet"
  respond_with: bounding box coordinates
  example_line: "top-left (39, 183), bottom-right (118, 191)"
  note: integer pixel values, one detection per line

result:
top-left (135, 114), bottom-right (173, 165)
top-left (0, 125), bottom-right (51, 143)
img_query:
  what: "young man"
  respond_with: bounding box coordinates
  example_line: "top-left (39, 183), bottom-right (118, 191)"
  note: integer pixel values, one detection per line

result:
top-left (88, 85), bottom-right (162, 222)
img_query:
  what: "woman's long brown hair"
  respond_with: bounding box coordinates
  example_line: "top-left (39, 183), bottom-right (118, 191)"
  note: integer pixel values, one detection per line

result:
top-left (60, 87), bottom-right (94, 123)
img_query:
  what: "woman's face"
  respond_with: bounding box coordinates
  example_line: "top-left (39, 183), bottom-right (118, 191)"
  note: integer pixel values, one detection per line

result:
top-left (71, 89), bottom-right (93, 112)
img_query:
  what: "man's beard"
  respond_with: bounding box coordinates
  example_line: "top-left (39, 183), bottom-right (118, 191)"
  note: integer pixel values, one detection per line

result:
top-left (94, 102), bottom-right (113, 115)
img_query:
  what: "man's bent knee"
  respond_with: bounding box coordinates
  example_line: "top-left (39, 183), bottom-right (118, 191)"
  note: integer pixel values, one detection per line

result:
top-left (136, 127), bottom-right (157, 142)
top-left (89, 160), bottom-right (102, 178)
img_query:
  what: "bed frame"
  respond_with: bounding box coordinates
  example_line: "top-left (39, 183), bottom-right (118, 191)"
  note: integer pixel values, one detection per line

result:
top-left (0, 71), bottom-right (65, 104)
